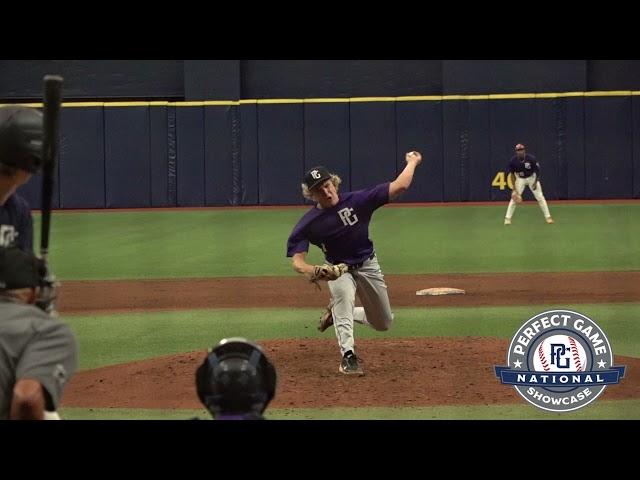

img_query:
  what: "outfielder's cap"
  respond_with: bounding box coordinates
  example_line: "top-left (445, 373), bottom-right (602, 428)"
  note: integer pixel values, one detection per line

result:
top-left (0, 106), bottom-right (44, 173)
top-left (515, 143), bottom-right (526, 150)
top-left (0, 247), bottom-right (45, 290)
top-left (303, 166), bottom-right (332, 190)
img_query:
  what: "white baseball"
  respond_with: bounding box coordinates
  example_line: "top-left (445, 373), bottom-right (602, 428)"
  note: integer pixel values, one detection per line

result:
top-left (532, 334), bottom-right (588, 372)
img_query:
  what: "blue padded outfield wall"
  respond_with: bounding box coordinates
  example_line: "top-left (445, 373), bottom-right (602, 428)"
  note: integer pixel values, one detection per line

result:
top-left (13, 92), bottom-right (640, 208)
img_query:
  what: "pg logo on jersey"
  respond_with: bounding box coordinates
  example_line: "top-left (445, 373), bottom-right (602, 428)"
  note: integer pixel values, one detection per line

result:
top-left (495, 309), bottom-right (626, 412)
top-left (338, 207), bottom-right (358, 226)
top-left (0, 225), bottom-right (18, 247)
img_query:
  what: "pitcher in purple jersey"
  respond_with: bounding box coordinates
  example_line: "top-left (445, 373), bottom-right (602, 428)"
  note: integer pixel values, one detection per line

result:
top-left (0, 106), bottom-right (44, 251)
top-left (286, 151), bottom-right (423, 375)
top-left (504, 143), bottom-right (554, 225)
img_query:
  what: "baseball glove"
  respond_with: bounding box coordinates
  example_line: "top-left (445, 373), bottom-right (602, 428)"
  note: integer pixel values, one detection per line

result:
top-left (310, 263), bottom-right (348, 290)
top-left (511, 190), bottom-right (523, 204)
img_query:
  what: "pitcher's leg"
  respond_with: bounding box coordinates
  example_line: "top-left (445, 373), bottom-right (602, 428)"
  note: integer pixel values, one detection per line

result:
top-left (353, 307), bottom-right (369, 325)
top-left (354, 257), bottom-right (394, 332)
top-left (328, 273), bottom-right (358, 356)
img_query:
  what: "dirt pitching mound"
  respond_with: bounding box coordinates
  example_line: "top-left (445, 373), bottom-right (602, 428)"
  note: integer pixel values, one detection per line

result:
top-left (62, 337), bottom-right (640, 410)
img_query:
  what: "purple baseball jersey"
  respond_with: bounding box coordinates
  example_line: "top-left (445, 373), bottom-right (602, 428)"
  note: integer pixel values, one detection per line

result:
top-left (0, 194), bottom-right (33, 251)
top-left (508, 153), bottom-right (539, 179)
top-left (286, 182), bottom-right (390, 265)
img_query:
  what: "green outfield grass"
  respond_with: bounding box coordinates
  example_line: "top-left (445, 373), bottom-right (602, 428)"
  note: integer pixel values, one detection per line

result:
top-left (65, 303), bottom-right (640, 370)
top-left (36, 203), bottom-right (640, 280)
top-left (40, 204), bottom-right (640, 420)
top-left (59, 398), bottom-right (640, 420)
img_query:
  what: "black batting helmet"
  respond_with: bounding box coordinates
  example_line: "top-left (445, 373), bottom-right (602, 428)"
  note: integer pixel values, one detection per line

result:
top-left (0, 246), bottom-right (46, 291)
top-left (195, 337), bottom-right (277, 418)
top-left (0, 106), bottom-right (44, 173)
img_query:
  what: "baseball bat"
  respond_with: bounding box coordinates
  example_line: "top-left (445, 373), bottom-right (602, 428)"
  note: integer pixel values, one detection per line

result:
top-left (40, 75), bottom-right (63, 262)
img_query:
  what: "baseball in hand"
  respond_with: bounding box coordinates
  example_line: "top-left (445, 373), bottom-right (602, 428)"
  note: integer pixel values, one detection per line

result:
top-left (406, 151), bottom-right (422, 165)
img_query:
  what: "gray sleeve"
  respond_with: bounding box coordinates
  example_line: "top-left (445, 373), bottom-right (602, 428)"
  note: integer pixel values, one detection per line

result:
top-left (15, 322), bottom-right (78, 411)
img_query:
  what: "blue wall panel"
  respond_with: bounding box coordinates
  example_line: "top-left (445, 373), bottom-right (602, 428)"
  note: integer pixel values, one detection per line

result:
top-left (534, 99), bottom-right (564, 200)
top-left (442, 101), bottom-right (466, 202)
top-left (534, 97), bottom-right (586, 200)
top-left (489, 99), bottom-right (538, 201)
top-left (21, 95), bottom-right (638, 209)
top-left (564, 97), bottom-right (586, 199)
top-left (239, 103), bottom-right (259, 205)
top-left (633, 96), bottom-right (640, 198)
top-left (104, 107), bottom-right (150, 207)
top-left (149, 106), bottom-right (171, 206)
top-left (350, 102), bottom-right (397, 191)
top-left (395, 101), bottom-right (443, 202)
top-left (257, 104), bottom-right (304, 205)
top-left (443, 100), bottom-right (492, 201)
top-left (59, 107), bottom-right (105, 208)
top-left (466, 101), bottom-right (493, 201)
top-left (303, 102), bottom-right (351, 192)
top-left (204, 106), bottom-right (234, 205)
top-left (17, 169), bottom-right (61, 211)
top-left (176, 107), bottom-right (205, 206)
top-left (584, 97), bottom-right (633, 198)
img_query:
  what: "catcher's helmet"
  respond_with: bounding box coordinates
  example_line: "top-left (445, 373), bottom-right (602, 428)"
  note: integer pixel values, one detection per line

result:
top-left (0, 246), bottom-right (46, 291)
top-left (0, 106), bottom-right (44, 173)
top-left (195, 337), bottom-right (277, 418)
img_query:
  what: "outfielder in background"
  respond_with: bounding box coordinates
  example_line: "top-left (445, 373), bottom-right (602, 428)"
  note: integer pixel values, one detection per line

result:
top-left (286, 151), bottom-right (423, 375)
top-left (0, 247), bottom-right (78, 420)
top-left (504, 143), bottom-right (554, 226)
top-left (0, 106), bottom-right (44, 251)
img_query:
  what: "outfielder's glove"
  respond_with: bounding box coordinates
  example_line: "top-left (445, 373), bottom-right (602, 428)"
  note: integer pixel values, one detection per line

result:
top-left (511, 190), bottom-right (523, 204)
top-left (310, 263), bottom-right (348, 290)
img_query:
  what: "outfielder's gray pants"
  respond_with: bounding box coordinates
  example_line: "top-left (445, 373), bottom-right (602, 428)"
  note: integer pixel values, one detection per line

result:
top-left (327, 255), bottom-right (394, 357)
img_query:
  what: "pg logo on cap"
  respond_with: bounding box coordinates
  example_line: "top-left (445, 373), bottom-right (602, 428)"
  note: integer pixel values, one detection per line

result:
top-left (495, 309), bottom-right (626, 412)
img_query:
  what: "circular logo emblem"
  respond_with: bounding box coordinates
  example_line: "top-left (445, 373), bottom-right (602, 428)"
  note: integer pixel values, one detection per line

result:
top-left (495, 309), bottom-right (626, 413)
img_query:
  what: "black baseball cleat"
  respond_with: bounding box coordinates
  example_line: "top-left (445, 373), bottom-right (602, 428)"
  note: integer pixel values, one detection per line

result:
top-left (339, 351), bottom-right (364, 376)
top-left (318, 300), bottom-right (334, 332)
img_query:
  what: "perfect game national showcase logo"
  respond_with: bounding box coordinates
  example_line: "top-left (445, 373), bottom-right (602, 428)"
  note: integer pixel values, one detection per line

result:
top-left (495, 309), bottom-right (626, 412)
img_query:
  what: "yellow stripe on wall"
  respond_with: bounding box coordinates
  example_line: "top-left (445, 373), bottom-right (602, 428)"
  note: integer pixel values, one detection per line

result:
top-left (0, 102), bottom-right (43, 107)
top-left (257, 99), bottom-right (304, 104)
top-left (203, 101), bottom-right (238, 106)
top-left (396, 96), bottom-right (443, 102)
top-left (350, 97), bottom-right (397, 102)
top-left (304, 98), bottom-right (351, 103)
top-left (489, 93), bottom-right (537, 100)
top-left (441, 95), bottom-right (490, 100)
top-left (1, 90), bottom-right (638, 108)
top-left (104, 102), bottom-right (151, 107)
top-left (64, 102), bottom-right (104, 107)
top-left (584, 91), bottom-right (633, 97)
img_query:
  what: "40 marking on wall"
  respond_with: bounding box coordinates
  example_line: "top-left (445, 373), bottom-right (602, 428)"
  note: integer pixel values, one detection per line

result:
top-left (491, 171), bottom-right (513, 190)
